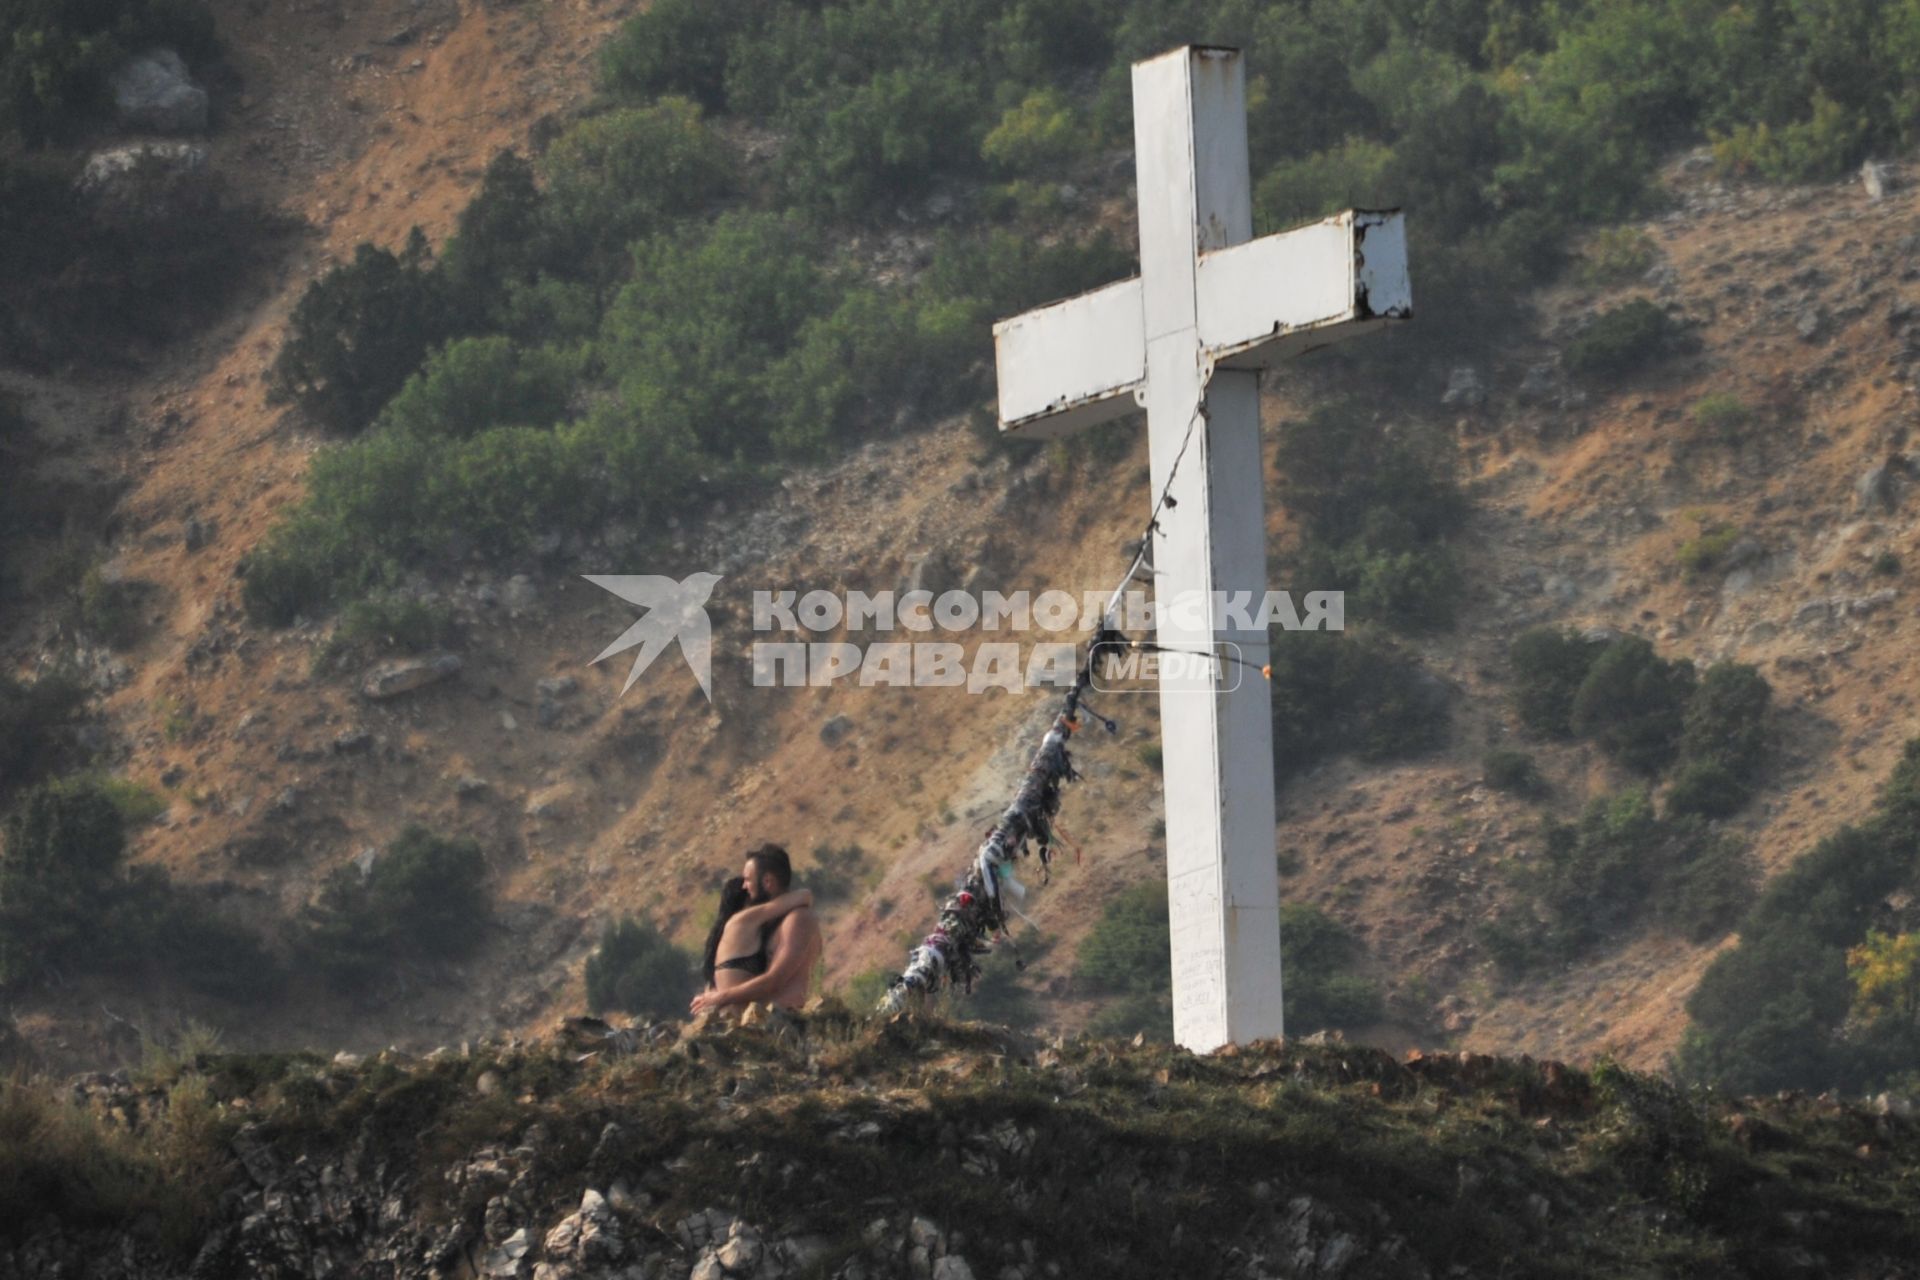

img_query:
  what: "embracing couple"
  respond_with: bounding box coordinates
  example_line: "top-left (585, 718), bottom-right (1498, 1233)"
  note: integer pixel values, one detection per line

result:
top-left (689, 842), bottom-right (823, 1015)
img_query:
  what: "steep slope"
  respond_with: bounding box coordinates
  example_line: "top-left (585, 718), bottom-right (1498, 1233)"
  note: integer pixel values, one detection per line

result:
top-left (8, 0), bottom-right (1920, 1086)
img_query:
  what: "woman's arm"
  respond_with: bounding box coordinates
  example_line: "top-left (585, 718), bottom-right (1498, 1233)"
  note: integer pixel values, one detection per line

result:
top-left (726, 887), bottom-right (812, 932)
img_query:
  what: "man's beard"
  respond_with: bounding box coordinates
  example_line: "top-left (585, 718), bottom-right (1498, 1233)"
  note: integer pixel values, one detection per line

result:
top-left (748, 881), bottom-right (771, 905)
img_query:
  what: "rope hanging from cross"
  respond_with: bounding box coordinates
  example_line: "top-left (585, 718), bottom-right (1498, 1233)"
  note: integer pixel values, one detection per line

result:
top-left (878, 398), bottom-right (1220, 1012)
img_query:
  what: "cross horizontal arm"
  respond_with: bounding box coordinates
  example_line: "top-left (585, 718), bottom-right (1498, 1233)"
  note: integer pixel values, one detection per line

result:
top-left (992, 277), bottom-right (1145, 438)
top-left (1197, 209), bottom-right (1410, 370)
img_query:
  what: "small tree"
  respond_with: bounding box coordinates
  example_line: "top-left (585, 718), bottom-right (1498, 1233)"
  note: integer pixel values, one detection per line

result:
top-left (584, 917), bottom-right (692, 1019)
top-left (1569, 637), bottom-right (1695, 774)
top-left (268, 231), bottom-right (448, 434)
top-left (302, 826), bottom-right (490, 989)
top-left (1847, 930), bottom-right (1920, 1028)
top-left (0, 778), bottom-right (126, 985)
top-left (1510, 627), bottom-right (1605, 737)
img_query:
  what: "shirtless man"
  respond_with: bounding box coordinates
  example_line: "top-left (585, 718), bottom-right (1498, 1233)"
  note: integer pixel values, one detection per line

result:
top-left (689, 843), bottom-right (822, 1014)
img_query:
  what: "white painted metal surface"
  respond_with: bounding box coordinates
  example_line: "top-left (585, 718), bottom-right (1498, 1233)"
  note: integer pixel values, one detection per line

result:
top-left (993, 278), bottom-right (1144, 437)
top-left (989, 46), bottom-right (1412, 1053)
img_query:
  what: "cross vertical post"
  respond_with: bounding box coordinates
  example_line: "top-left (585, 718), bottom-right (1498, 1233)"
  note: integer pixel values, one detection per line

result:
top-left (990, 45), bottom-right (1411, 1053)
top-left (1134, 49), bottom-right (1283, 1051)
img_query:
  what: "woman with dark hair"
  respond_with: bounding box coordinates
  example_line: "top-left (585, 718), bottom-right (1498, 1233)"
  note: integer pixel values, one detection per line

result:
top-left (700, 875), bottom-right (811, 992)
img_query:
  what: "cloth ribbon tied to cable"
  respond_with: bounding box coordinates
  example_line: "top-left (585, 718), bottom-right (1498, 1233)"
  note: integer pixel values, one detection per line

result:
top-left (879, 630), bottom-right (1117, 1013)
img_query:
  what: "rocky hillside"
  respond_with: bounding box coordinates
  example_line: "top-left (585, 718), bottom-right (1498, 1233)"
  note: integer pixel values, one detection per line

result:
top-left (5, 1011), bottom-right (1919, 1280)
top-left (5, 0), bottom-right (1920, 1095)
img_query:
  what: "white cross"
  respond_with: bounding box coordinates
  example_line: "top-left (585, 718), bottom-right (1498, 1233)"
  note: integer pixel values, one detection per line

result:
top-left (992, 45), bottom-right (1411, 1053)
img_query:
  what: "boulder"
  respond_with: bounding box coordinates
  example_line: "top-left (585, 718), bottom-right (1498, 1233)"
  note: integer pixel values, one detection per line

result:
top-left (1863, 160), bottom-right (1895, 201)
top-left (110, 49), bottom-right (208, 135)
top-left (361, 653), bottom-right (462, 699)
top-left (1516, 362), bottom-right (1558, 405)
top-left (75, 141), bottom-right (209, 214)
top-left (1857, 461), bottom-right (1900, 512)
top-left (1440, 366), bottom-right (1485, 409)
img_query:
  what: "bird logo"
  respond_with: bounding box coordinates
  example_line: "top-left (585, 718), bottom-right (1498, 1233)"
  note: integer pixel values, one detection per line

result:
top-left (584, 572), bottom-right (723, 701)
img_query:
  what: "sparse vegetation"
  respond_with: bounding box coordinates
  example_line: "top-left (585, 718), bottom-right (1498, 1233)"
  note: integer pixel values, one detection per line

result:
top-left (1577, 226), bottom-right (1657, 285)
top-left (1689, 392), bottom-right (1751, 440)
top-left (1564, 300), bottom-right (1682, 379)
top-left (76, 566), bottom-right (148, 649)
top-left (1676, 520), bottom-right (1741, 580)
top-left (1482, 748), bottom-right (1544, 796)
top-left (12, 1015), bottom-right (1920, 1275)
top-left (1482, 789), bottom-right (1756, 972)
top-left (806, 843), bottom-right (872, 905)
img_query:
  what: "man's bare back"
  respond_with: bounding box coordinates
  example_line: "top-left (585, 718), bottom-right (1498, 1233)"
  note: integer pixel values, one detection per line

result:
top-left (763, 907), bottom-right (822, 1008)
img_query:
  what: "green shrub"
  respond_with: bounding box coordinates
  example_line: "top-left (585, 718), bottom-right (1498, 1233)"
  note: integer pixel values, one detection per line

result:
top-left (268, 232), bottom-right (449, 435)
top-left (981, 88), bottom-right (1083, 174)
top-left (1076, 881), bottom-right (1170, 999)
top-left (0, 154), bottom-right (281, 365)
top-left (783, 65), bottom-right (982, 215)
top-left (0, 669), bottom-right (88, 796)
top-left (301, 826), bottom-right (490, 990)
top-left (0, 778), bottom-right (128, 985)
top-left (1577, 226), bottom-right (1658, 285)
top-left (436, 151), bottom-right (550, 331)
top-left (806, 843), bottom-right (870, 905)
top-left (1482, 748), bottom-right (1543, 795)
top-left (598, 0), bottom-right (751, 110)
top-left (1509, 627), bottom-right (1606, 738)
top-left (1269, 629), bottom-right (1449, 779)
top-left (1275, 402), bottom-right (1468, 633)
top-left (1677, 661), bottom-right (1769, 783)
top-left (1711, 91), bottom-right (1870, 182)
top-left (1689, 393), bottom-right (1751, 439)
top-left (374, 337), bottom-right (579, 441)
top-left (1255, 137), bottom-right (1396, 229)
top-left (335, 595), bottom-right (457, 655)
top-left (1136, 743), bottom-right (1163, 771)
top-left (1488, 788), bottom-right (1751, 970)
top-left (584, 916), bottom-right (692, 1019)
top-left (1874, 550), bottom-right (1902, 577)
top-left (1281, 903), bottom-right (1384, 1033)
top-left (77, 567), bottom-right (148, 649)
top-left (1653, 828), bottom-right (1756, 942)
top-left (1564, 299), bottom-right (1681, 379)
top-left (1077, 881), bottom-right (1175, 1041)
top-left (540, 99), bottom-right (732, 272)
top-left (1676, 521), bottom-right (1741, 580)
top-left (91, 776), bottom-right (165, 826)
top-left (1569, 636), bottom-right (1695, 774)
top-left (1663, 759), bottom-right (1750, 820)
top-left (1678, 739), bottom-right (1920, 1093)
